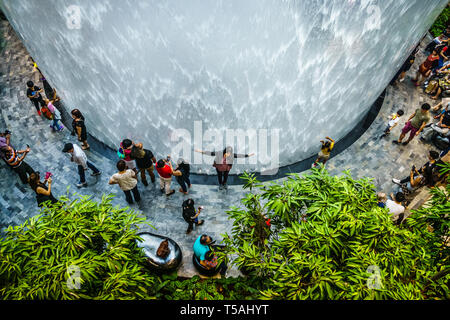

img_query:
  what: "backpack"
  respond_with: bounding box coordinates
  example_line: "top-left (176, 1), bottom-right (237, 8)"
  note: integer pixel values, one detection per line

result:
top-left (117, 144), bottom-right (125, 159)
top-left (41, 106), bottom-right (53, 120)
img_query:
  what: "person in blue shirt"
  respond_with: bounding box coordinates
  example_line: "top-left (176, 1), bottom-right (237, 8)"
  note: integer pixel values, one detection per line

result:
top-left (193, 234), bottom-right (212, 261)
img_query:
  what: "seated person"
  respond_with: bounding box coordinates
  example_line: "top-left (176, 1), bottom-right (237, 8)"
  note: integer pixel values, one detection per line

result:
top-left (199, 251), bottom-right (227, 276)
top-left (431, 73), bottom-right (450, 100)
top-left (377, 192), bottom-right (387, 208)
top-left (387, 192), bottom-right (406, 225)
top-left (418, 150), bottom-right (446, 187)
top-left (193, 235), bottom-right (227, 276)
top-left (392, 166), bottom-right (425, 194)
top-left (420, 107), bottom-right (450, 142)
top-left (193, 234), bottom-right (213, 262)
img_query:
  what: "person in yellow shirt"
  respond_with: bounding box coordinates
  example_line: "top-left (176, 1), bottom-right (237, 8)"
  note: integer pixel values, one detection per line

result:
top-left (313, 136), bottom-right (335, 167)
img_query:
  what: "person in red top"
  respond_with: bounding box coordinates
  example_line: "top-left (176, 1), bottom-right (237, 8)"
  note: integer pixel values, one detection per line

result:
top-left (413, 49), bottom-right (440, 86)
top-left (155, 157), bottom-right (179, 196)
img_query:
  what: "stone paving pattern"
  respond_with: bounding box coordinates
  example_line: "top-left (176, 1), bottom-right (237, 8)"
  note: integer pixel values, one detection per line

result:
top-left (0, 18), bottom-right (443, 277)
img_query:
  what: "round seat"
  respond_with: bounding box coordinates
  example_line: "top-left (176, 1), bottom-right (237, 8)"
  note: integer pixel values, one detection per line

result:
top-left (192, 254), bottom-right (221, 277)
top-left (136, 232), bottom-right (182, 273)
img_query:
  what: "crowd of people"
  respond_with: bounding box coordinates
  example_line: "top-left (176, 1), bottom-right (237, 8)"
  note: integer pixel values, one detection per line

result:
top-left (1, 30), bottom-right (450, 277)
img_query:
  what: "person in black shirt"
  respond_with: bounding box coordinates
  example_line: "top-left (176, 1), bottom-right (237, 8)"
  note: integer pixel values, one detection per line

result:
top-left (28, 172), bottom-right (59, 208)
top-left (175, 158), bottom-right (191, 194)
top-left (26, 81), bottom-right (46, 115)
top-left (418, 150), bottom-right (445, 187)
top-left (71, 109), bottom-right (89, 150)
top-left (132, 144), bottom-right (156, 186)
top-left (182, 199), bottom-right (204, 234)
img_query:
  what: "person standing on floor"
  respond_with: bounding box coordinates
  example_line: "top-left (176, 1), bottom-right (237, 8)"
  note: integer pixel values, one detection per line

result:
top-left (175, 158), bottom-right (191, 195)
top-left (195, 146), bottom-right (254, 190)
top-left (71, 109), bottom-right (89, 150)
top-left (26, 81), bottom-right (46, 116)
top-left (62, 143), bottom-right (101, 188)
top-left (133, 144), bottom-right (156, 186)
top-left (1, 145), bottom-right (35, 184)
top-left (313, 136), bottom-right (335, 167)
top-left (393, 103), bottom-right (431, 146)
top-left (43, 97), bottom-right (64, 132)
top-left (109, 160), bottom-right (141, 204)
top-left (182, 198), bottom-right (204, 234)
top-left (28, 172), bottom-right (59, 208)
top-left (155, 157), bottom-right (176, 196)
top-left (118, 139), bottom-right (138, 173)
top-left (412, 49), bottom-right (440, 87)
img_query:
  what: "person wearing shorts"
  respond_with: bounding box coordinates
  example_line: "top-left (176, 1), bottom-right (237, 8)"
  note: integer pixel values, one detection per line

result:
top-left (313, 136), bottom-right (335, 167)
top-left (393, 104), bottom-right (430, 146)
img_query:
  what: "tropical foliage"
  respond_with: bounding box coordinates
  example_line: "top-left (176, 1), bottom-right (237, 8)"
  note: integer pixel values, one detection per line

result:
top-left (0, 193), bottom-right (157, 299)
top-left (218, 167), bottom-right (450, 300)
top-left (430, 4), bottom-right (450, 37)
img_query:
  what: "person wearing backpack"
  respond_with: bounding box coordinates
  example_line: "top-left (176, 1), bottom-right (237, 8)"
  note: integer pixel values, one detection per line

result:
top-left (182, 198), bottom-right (204, 234)
top-left (175, 158), bottom-right (191, 194)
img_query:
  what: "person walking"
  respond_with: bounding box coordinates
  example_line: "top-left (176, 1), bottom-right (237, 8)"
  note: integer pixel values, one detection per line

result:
top-left (71, 109), bottom-right (89, 150)
top-left (175, 158), bottom-right (191, 194)
top-left (43, 97), bottom-right (64, 132)
top-left (133, 144), bottom-right (156, 186)
top-left (62, 143), bottom-right (101, 187)
top-left (412, 49), bottom-right (440, 87)
top-left (155, 157), bottom-right (176, 196)
top-left (28, 172), bottom-right (59, 208)
top-left (182, 198), bottom-right (204, 234)
top-left (109, 160), bottom-right (141, 204)
top-left (26, 81), bottom-right (46, 116)
top-left (195, 146), bottom-right (254, 190)
top-left (1, 145), bottom-right (35, 184)
top-left (393, 103), bottom-right (431, 146)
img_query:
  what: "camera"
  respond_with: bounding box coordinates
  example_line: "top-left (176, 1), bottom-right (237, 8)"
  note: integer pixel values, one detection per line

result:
top-left (45, 172), bottom-right (52, 180)
top-left (4, 130), bottom-right (11, 135)
top-left (166, 155), bottom-right (171, 162)
top-left (411, 165), bottom-right (416, 171)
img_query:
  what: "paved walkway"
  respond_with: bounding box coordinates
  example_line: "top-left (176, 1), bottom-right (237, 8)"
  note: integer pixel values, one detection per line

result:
top-left (0, 18), bottom-right (441, 277)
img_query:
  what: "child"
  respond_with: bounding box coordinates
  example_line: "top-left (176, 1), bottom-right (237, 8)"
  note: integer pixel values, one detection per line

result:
top-left (377, 192), bottom-right (387, 208)
top-left (182, 198), bottom-right (204, 234)
top-left (118, 139), bottom-right (138, 173)
top-left (313, 136), bottom-right (335, 167)
top-left (381, 109), bottom-right (404, 138)
top-left (43, 98), bottom-right (64, 131)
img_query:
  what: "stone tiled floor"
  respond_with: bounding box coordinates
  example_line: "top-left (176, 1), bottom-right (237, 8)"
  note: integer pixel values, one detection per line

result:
top-left (0, 18), bottom-right (442, 277)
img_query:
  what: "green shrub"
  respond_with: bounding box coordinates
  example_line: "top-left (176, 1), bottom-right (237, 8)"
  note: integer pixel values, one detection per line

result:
top-left (430, 5), bottom-right (450, 37)
top-left (218, 166), bottom-right (450, 300)
top-left (0, 193), bottom-right (157, 299)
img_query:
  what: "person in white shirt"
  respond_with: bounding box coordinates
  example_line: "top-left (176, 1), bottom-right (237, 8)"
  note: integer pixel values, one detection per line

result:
top-left (62, 143), bottom-right (101, 187)
top-left (387, 192), bottom-right (406, 225)
top-left (381, 109), bottom-right (404, 138)
top-left (109, 160), bottom-right (141, 204)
